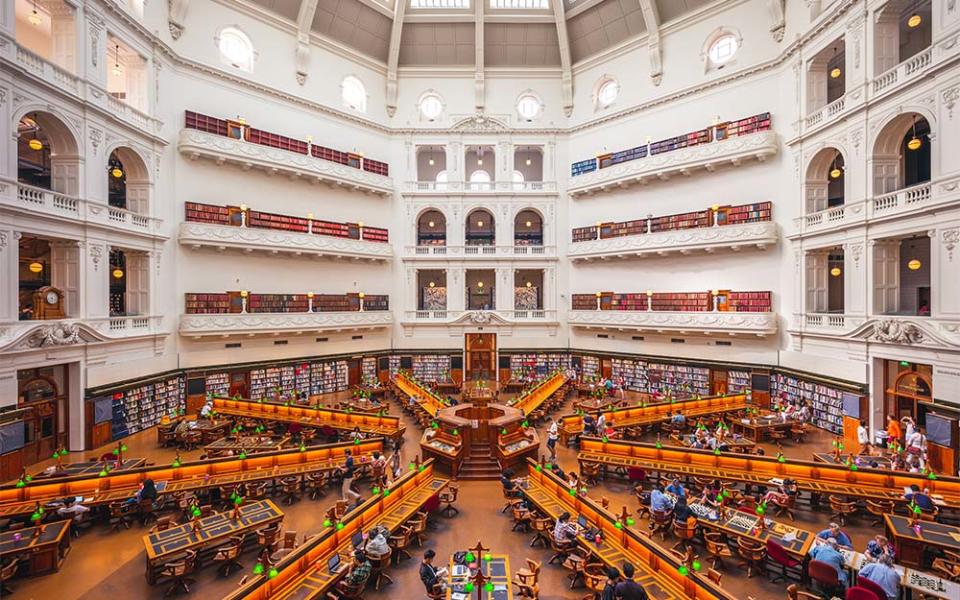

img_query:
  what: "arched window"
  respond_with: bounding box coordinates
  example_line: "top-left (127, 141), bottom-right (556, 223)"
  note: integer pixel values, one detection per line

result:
top-left (419, 92), bottom-right (444, 121)
top-left (516, 93), bottom-right (542, 121)
top-left (512, 170), bottom-right (524, 183)
top-left (595, 77), bottom-right (620, 109)
top-left (342, 76), bottom-right (367, 113)
top-left (469, 170), bottom-right (491, 183)
top-left (435, 170), bottom-right (448, 183)
top-left (217, 27), bottom-right (255, 71)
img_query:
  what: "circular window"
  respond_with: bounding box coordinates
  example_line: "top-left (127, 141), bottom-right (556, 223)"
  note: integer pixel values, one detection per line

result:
top-left (218, 27), bottom-right (254, 71)
top-left (517, 94), bottom-right (541, 121)
top-left (342, 76), bottom-right (367, 112)
top-left (419, 93), bottom-right (444, 120)
top-left (596, 79), bottom-right (619, 108)
top-left (707, 33), bottom-right (739, 65)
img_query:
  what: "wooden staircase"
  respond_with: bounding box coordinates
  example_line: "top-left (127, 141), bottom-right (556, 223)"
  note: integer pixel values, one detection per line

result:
top-left (458, 443), bottom-right (501, 480)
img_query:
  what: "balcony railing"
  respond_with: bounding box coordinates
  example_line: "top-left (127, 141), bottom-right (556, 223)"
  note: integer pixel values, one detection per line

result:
top-left (107, 95), bottom-right (157, 133)
top-left (804, 313), bottom-right (848, 329)
top-left (0, 315), bottom-right (166, 353)
top-left (873, 48), bottom-right (932, 95)
top-left (804, 94), bottom-right (847, 129)
top-left (179, 311), bottom-right (393, 338)
top-left (404, 181), bottom-right (557, 194)
top-left (567, 309), bottom-right (778, 336)
top-left (403, 309), bottom-right (556, 322)
top-left (8, 182), bottom-right (164, 238)
top-left (404, 245), bottom-right (555, 259)
top-left (872, 182), bottom-right (931, 215)
top-left (15, 45), bottom-right (79, 94)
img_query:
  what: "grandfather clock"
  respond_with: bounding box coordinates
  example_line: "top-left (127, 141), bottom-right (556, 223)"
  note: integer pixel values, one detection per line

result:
top-left (33, 286), bottom-right (66, 319)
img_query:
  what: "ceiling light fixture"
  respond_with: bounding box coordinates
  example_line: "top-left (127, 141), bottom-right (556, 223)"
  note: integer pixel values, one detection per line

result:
top-left (112, 44), bottom-right (123, 77)
top-left (829, 46), bottom-right (841, 79)
top-left (477, 158), bottom-right (483, 166)
top-left (429, 281), bottom-right (435, 288)
top-left (28, 138), bottom-right (43, 151)
top-left (525, 221), bottom-right (532, 227)
top-left (526, 281), bottom-right (532, 288)
top-left (830, 267), bottom-right (842, 277)
top-left (428, 221), bottom-right (435, 228)
top-left (476, 220), bottom-right (483, 227)
top-left (907, 258), bottom-right (922, 271)
top-left (907, 116), bottom-right (922, 151)
top-left (525, 158), bottom-right (531, 166)
top-left (29, 1), bottom-right (41, 26)
top-left (111, 166), bottom-right (124, 179)
top-left (829, 154), bottom-right (843, 180)
top-left (477, 281), bottom-right (484, 288)
top-left (428, 158), bottom-right (434, 166)
top-left (28, 261), bottom-right (43, 273)
top-left (907, 13), bottom-right (921, 28)
top-left (112, 268), bottom-right (124, 279)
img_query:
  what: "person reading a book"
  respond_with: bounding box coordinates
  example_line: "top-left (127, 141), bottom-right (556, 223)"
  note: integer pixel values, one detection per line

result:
top-left (419, 549), bottom-right (445, 595)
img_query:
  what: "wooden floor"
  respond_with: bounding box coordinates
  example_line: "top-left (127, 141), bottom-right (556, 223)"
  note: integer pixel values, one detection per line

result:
top-left (6, 388), bottom-right (884, 600)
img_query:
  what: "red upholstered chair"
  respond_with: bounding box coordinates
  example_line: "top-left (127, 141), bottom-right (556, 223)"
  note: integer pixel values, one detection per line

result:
top-left (765, 539), bottom-right (802, 583)
top-left (845, 586), bottom-right (881, 600)
top-left (855, 576), bottom-right (889, 600)
top-left (808, 559), bottom-right (843, 598)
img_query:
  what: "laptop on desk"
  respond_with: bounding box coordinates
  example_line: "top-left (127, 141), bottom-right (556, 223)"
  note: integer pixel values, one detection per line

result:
top-left (351, 531), bottom-right (364, 549)
top-left (577, 515), bottom-right (600, 539)
top-left (328, 553), bottom-right (347, 575)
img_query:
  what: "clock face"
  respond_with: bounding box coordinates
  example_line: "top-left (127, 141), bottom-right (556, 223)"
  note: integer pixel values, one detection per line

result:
top-left (45, 291), bottom-right (59, 305)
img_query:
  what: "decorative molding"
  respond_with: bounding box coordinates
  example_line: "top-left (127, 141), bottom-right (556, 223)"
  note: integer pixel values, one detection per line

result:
top-left (794, 316), bottom-right (960, 350)
top-left (943, 228), bottom-right (959, 261)
top-left (89, 128), bottom-right (103, 156)
top-left (0, 316), bottom-right (167, 354)
top-left (944, 87), bottom-right (960, 119)
top-left (768, 0), bottom-right (786, 43)
top-left (179, 311), bottom-right (393, 338)
top-left (89, 245), bottom-right (103, 270)
top-left (178, 222), bottom-right (393, 261)
top-left (569, 222), bottom-right (778, 262)
top-left (567, 310), bottom-right (778, 337)
top-left (176, 129), bottom-right (393, 196)
top-left (449, 113), bottom-right (512, 133)
top-left (568, 130), bottom-right (779, 197)
top-left (870, 320), bottom-right (925, 345)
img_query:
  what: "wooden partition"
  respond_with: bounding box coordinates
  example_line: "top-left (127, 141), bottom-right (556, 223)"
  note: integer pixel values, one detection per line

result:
top-left (511, 372), bottom-right (568, 416)
top-left (578, 438), bottom-right (960, 505)
top-left (524, 459), bottom-right (735, 600)
top-left (392, 373), bottom-right (448, 417)
top-left (226, 459), bottom-right (448, 600)
top-left (212, 397), bottom-right (404, 440)
top-left (558, 394), bottom-right (748, 440)
top-left (0, 439), bottom-right (384, 518)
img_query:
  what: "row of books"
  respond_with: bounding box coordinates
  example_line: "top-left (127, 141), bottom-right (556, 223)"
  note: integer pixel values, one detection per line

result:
top-left (571, 202), bottom-right (772, 242)
top-left (362, 357), bottom-right (378, 384)
top-left (183, 202), bottom-right (389, 243)
top-left (205, 372), bottom-right (230, 397)
top-left (569, 112), bottom-right (772, 177)
top-left (727, 370), bottom-right (751, 394)
top-left (184, 293), bottom-right (389, 314)
top-left (571, 291), bottom-right (773, 313)
top-left (770, 373), bottom-right (844, 434)
top-left (509, 353), bottom-right (571, 380)
top-left (610, 358), bottom-right (710, 398)
top-left (580, 356), bottom-right (600, 378)
top-left (111, 376), bottom-right (185, 440)
top-left (184, 111), bottom-right (389, 176)
top-left (412, 355), bottom-right (452, 383)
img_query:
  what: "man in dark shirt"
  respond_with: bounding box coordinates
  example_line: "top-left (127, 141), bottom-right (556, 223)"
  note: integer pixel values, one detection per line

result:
top-left (614, 563), bottom-right (650, 600)
top-left (904, 484), bottom-right (935, 510)
top-left (341, 449), bottom-right (361, 505)
top-left (419, 549), bottom-right (443, 596)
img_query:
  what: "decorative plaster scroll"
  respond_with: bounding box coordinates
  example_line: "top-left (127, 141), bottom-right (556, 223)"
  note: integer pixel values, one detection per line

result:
top-left (943, 87), bottom-right (960, 119)
top-left (870, 320), bottom-right (924, 345)
top-left (943, 229), bottom-right (959, 261)
top-left (768, 0), bottom-right (786, 42)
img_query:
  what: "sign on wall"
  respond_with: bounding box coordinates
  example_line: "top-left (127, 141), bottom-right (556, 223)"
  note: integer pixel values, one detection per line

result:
top-left (933, 365), bottom-right (960, 407)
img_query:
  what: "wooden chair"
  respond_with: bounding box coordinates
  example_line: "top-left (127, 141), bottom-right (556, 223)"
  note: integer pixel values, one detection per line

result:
top-left (672, 518), bottom-right (697, 552)
top-left (181, 430), bottom-right (201, 450)
top-left (529, 516), bottom-right (553, 548)
top-left (158, 549), bottom-right (197, 597)
top-left (865, 499), bottom-right (894, 527)
top-left (771, 494), bottom-right (796, 521)
top-left (369, 552), bottom-right (393, 591)
top-left (158, 427), bottom-right (178, 448)
top-left (735, 537), bottom-right (765, 578)
top-left (581, 462), bottom-right (601, 486)
top-left (256, 523), bottom-right (281, 554)
top-left (707, 568), bottom-right (722, 586)
top-left (581, 566), bottom-right (605, 600)
top-left (515, 558), bottom-right (541, 587)
top-left (270, 530), bottom-right (298, 562)
top-left (790, 424), bottom-right (808, 444)
top-left (650, 508), bottom-right (673, 541)
top-left (387, 525), bottom-right (413, 564)
top-left (407, 512), bottom-right (428, 547)
top-left (768, 429), bottom-right (788, 444)
top-left (328, 573), bottom-right (368, 600)
top-left (786, 584), bottom-right (821, 600)
top-left (703, 532), bottom-right (733, 570)
top-left (149, 516), bottom-right (179, 534)
top-left (0, 556), bottom-right (20, 596)
top-left (109, 501), bottom-right (135, 531)
top-left (932, 556), bottom-right (960, 582)
top-left (828, 495), bottom-right (858, 526)
top-left (333, 500), bottom-right (349, 519)
top-left (438, 485), bottom-right (459, 517)
top-left (511, 505), bottom-right (532, 533)
top-left (280, 476), bottom-right (302, 505)
top-left (247, 481), bottom-right (269, 501)
top-left (548, 536), bottom-right (575, 565)
top-left (212, 535), bottom-right (245, 577)
top-left (139, 498), bottom-right (159, 526)
top-left (502, 487), bottom-right (523, 513)
top-left (304, 473), bottom-right (326, 501)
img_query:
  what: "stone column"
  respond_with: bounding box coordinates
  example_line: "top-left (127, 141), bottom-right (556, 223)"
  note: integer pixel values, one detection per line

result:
top-left (84, 240), bottom-right (109, 318)
top-left (0, 228), bottom-right (18, 322)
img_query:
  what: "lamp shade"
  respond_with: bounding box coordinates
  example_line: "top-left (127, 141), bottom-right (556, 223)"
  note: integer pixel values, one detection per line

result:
top-left (830, 67), bottom-right (842, 79)
top-left (830, 267), bottom-right (842, 277)
top-left (28, 261), bottom-right (43, 274)
top-left (112, 268), bottom-right (124, 279)
top-left (111, 167), bottom-right (123, 179)
top-left (830, 167), bottom-right (842, 179)
top-left (28, 138), bottom-right (43, 151)
top-left (907, 14), bottom-right (921, 28)
top-left (907, 137), bottom-right (922, 151)
top-left (907, 259), bottom-right (922, 271)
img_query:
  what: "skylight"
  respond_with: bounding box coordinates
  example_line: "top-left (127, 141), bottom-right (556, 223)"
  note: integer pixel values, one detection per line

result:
top-left (490, 0), bottom-right (548, 8)
top-left (410, 0), bottom-right (470, 8)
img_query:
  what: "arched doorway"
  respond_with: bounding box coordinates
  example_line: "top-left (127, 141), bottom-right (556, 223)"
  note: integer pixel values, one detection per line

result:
top-left (886, 368), bottom-right (932, 420)
top-left (107, 146), bottom-right (150, 213)
top-left (16, 111), bottom-right (81, 195)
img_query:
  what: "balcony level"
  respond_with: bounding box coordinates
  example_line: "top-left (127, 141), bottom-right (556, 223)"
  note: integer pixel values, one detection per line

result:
top-left (3, 182), bottom-right (166, 240)
top-left (790, 314), bottom-right (960, 351)
top-left (403, 245), bottom-right (557, 260)
top-left (402, 181), bottom-right (558, 195)
top-left (399, 309), bottom-right (559, 337)
top-left (0, 315), bottom-right (166, 354)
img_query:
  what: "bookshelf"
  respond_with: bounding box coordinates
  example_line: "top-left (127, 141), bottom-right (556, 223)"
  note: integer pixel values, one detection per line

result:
top-left (571, 202), bottom-right (773, 243)
top-left (249, 367), bottom-right (282, 401)
top-left (389, 356), bottom-right (401, 378)
top-left (184, 202), bottom-right (231, 225)
top-left (649, 363), bottom-right (710, 398)
top-left (571, 291), bottom-right (771, 313)
top-left (248, 294), bottom-right (310, 314)
top-left (509, 353), bottom-right (570, 380)
top-left (570, 111), bottom-right (772, 176)
top-left (611, 358), bottom-right (650, 392)
top-left (412, 355), bottom-right (451, 383)
top-left (362, 357), bottom-right (377, 384)
top-left (184, 292), bottom-right (389, 314)
top-left (362, 226), bottom-right (389, 243)
top-left (184, 293), bottom-right (231, 314)
top-left (650, 292), bottom-right (711, 312)
top-left (770, 373), bottom-right (843, 434)
top-left (726, 291), bottom-right (772, 313)
top-left (727, 370), bottom-right (751, 394)
top-left (581, 356), bottom-right (600, 379)
top-left (184, 111), bottom-right (389, 176)
top-left (183, 202), bottom-right (389, 243)
top-left (110, 376), bottom-right (185, 440)
top-left (205, 372), bottom-right (230, 397)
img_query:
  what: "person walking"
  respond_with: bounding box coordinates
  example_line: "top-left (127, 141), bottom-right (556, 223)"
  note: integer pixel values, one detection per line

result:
top-left (341, 449), bottom-right (361, 505)
top-left (546, 418), bottom-right (559, 462)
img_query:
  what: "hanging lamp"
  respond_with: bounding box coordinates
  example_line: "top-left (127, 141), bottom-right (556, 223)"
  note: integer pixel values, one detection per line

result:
top-left (907, 116), bottom-right (922, 151)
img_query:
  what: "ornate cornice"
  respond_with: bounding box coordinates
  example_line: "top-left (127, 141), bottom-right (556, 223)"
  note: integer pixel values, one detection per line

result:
top-left (179, 311), bottom-right (393, 338)
top-left (567, 310), bottom-right (778, 337)
top-left (178, 222), bottom-right (392, 261)
top-left (794, 316), bottom-right (960, 350)
top-left (0, 316), bottom-right (167, 354)
top-left (569, 222), bottom-right (778, 261)
top-left (568, 131), bottom-right (779, 197)
top-left (177, 130), bottom-right (394, 196)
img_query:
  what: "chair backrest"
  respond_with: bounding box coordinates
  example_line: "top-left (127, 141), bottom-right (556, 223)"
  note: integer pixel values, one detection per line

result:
top-left (808, 559), bottom-right (840, 586)
top-left (707, 568), bottom-right (722, 585)
top-left (283, 531), bottom-right (298, 548)
top-left (423, 493), bottom-right (441, 512)
top-left (855, 575), bottom-right (888, 600)
top-left (845, 586), bottom-right (881, 600)
top-left (0, 556), bottom-right (19, 579)
top-left (766, 539), bottom-right (790, 565)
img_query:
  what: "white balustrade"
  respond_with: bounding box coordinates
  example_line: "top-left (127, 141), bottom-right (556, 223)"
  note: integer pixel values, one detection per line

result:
top-left (873, 48), bottom-right (931, 95)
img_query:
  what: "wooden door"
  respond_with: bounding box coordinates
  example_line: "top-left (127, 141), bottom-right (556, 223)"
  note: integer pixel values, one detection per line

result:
top-left (347, 359), bottom-right (361, 386)
top-left (464, 333), bottom-right (496, 381)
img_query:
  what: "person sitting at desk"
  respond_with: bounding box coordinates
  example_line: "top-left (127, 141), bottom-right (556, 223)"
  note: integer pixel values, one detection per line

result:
top-left (200, 399), bottom-right (214, 418)
top-left (808, 537), bottom-right (848, 587)
top-left (650, 483), bottom-right (674, 513)
top-left (419, 549), bottom-right (445, 596)
top-left (665, 478), bottom-right (686, 499)
top-left (672, 496), bottom-right (693, 525)
top-left (350, 427), bottom-right (365, 442)
top-left (816, 522), bottom-right (852, 548)
top-left (762, 478), bottom-right (798, 505)
top-left (903, 484), bottom-right (935, 510)
top-left (796, 403), bottom-right (811, 424)
top-left (704, 434), bottom-right (720, 451)
top-left (859, 554), bottom-right (899, 599)
top-left (501, 469), bottom-right (522, 497)
top-left (864, 535), bottom-right (895, 562)
top-left (567, 472), bottom-right (584, 495)
top-left (582, 414), bottom-right (597, 436)
top-left (553, 512), bottom-right (580, 546)
top-left (614, 563), bottom-right (650, 600)
top-left (596, 412), bottom-right (607, 432)
top-left (174, 418), bottom-right (190, 437)
top-left (331, 550), bottom-right (371, 596)
top-left (670, 411), bottom-right (685, 426)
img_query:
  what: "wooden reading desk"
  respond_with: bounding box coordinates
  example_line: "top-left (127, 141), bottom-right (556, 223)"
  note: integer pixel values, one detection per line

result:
top-left (813, 453), bottom-right (896, 469)
top-left (521, 459), bottom-right (736, 600)
top-left (446, 554), bottom-right (512, 600)
top-left (729, 413), bottom-right (799, 442)
top-left (393, 373), bottom-right (448, 418)
top-left (884, 514), bottom-right (960, 568)
top-left (509, 372), bottom-right (567, 416)
top-left (0, 439), bottom-right (384, 518)
top-left (211, 397), bottom-right (405, 441)
top-left (0, 519), bottom-right (71, 576)
top-left (144, 499), bottom-right (284, 583)
top-left (687, 502), bottom-right (813, 558)
top-left (30, 458), bottom-right (146, 480)
top-left (576, 438), bottom-right (960, 507)
top-left (224, 460), bottom-right (449, 600)
top-left (203, 435), bottom-right (289, 457)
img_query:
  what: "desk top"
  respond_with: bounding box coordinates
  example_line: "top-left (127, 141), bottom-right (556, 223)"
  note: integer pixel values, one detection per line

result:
top-left (0, 519), bottom-right (70, 558)
top-left (211, 399), bottom-right (402, 437)
top-left (813, 453), bottom-right (897, 469)
top-left (143, 500), bottom-right (283, 562)
top-left (689, 502), bottom-right (813, 556)
top-left (31, 459), bottom-right (146, 480)
top-left (884, 515), bottom-right (960, 552)
top-left (446, 554), bottom-right (512, 600)
top-left (203, 436), bottom-right (287, 453)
